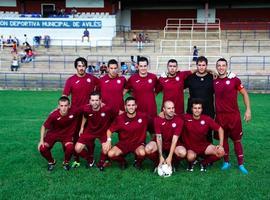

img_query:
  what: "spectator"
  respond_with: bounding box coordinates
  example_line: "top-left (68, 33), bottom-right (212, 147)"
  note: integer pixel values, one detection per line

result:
top-left (192, 46), bottom-right (199, 63)
top-left (0, 35), bottom-right (4, 51)
top-left (130, 61), bottom-right (137, 74)
top-left (137, 32), bottom-right (145, 50)
top-left (11, 56), bottom-right (19, 71)
top-left (23, 34), bottom-right (29, 46)
top-left (44, 35), bottom-right (50, 48)
top-left (144, 33), bottom-right (150, 43)
top-left (132, 32), bottom-right (137, 42)
top-left (82, 28), bottom-right (90, 42)
top-left (121, 62), bottom-right (129, 75)
top-left (71, 7), bottom-right (77, 18)
top-left (7, 35), bottom-right (14, 45)
top-left (11, 41), bottom-right (17, 54)
top-left (33, 36), bottom-right (41, 48)
top-left (99, 62), bottom-right (107, 75)
top-left (14, 37), bottom-right (19, 47)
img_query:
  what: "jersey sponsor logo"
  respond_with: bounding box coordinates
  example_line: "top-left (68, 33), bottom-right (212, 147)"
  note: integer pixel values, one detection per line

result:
top-left (87, 78), bottom-right (91, 83)
top-left (105, 80), bottom-right (110, 83)
top-left (165, 79), bottom-right (169, 82)
top-left (187, 119), bottom-right (192, 122)
top-left (162, 122), bottom-right (166, 125)
top-left (57, 117), bottom-right (61, 120)
top-left (117, 79), bottom-right (121, 84)
top-left (89, 114), bottom-right (93, 117)
top-left (69, 115), bottom-right (74, 118)
top-left (172, 123), bottom-right (176, 128)
top-left (200, 120), bottom-right (205, 125)
top-left (138, 118), bottom-right (142, 123)
top-left (215, 81), bottom-right (219, 85)
top-left (75, 80), bottom-right (80, 84)
top-left (200, 78), bottom-right (204, 81)
top-left (175, 77), bottom-right (180, 81)
top-left (148, 79), bottom-right (153, 84)
top-left (136, 80), bottom-right (140, 83)
top-left (101, 112), bottom-right (106, 117)
top-left (226, 80), bottom-right (230, 85)
top-left (125, 121), bottom-right (130, 125)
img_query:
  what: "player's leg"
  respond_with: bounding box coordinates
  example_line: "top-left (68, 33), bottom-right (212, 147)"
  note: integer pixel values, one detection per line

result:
top-left (39, 134), bottom-right (57, 171)
top-left (62, 142), bottom-right (74, 170)
top-left (145, 141), bottom-right (159, 167)
top-left (201, 144), bottom-right (224, 171)
top-left (173, 145), bottom-right (187, 169)
top-left (133, 145), bottom-right (146, 170)
top-left (97, 135), bottom-right (111, 171)
top-left (108, 145), bottom-right (127, 169)
top-left (186, 150), bottom-right (197, 172)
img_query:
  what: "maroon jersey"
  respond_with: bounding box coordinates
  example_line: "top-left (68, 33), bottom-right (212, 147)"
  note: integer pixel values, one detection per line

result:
top-left (154, 115), bottom-right (184, 148)
top-left (182, 114), bottom-right (220, 150)
top-left (126, 73), bottom-right (158, 117)
top-left (99, 74), bottom-right (126, 113)
top-left (82, 105), bottom-right (117, 136)
top-left (213, 77), bottom-right (244, 114)
top-left (63, 74), bottom-right (99, 108)
top-left (43, 109), bottom-right (79, 137)
top-left (158, 71), bottom-right (191, 115)
top-left (109, 112), bottom-right (148, 145)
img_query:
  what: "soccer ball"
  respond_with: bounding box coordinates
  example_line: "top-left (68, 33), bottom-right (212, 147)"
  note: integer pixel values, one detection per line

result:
top-left (157, 164), bottom-right (173, 177)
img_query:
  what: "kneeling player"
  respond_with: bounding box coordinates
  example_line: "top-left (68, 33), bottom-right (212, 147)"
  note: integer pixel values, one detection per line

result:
top-left (104, 97), bottom-right (148, 170)
top-left (145, 101), bottom-right (186, 170)
top-left (38, 96), bottom-right (78, 171)
top-left (75, 92), bottom-right (116, 171)
top-left (182, 98), bottom-right (225, 172)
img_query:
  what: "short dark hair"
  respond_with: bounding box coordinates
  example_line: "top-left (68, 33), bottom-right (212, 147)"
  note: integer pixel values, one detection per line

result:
top-left (216, 58), bottom-right (228, 66)
top-left (125, 96), bottom-right (136, 104)
top-left (190, 98), bottom-right (204, 107)
top-left (107, 59), bottom-right (118, 67)
top-left (59, 96), bottom-right (70, 104)
top-left (137, 56), bottom-right (149, 65)
top-left (74, 57), bottom-right (87, 68)
top-left (167, 59), bottom-right (178, 66)
top-left (90, 91), bottom-right (101, 99)
top-left (196, 56), bottom-right (208, 65)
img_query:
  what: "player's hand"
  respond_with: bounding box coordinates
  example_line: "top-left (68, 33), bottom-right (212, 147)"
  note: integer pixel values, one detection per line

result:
top-left (79, 129), bottom-right (83, 136)
top-left (158, 111), bottom-right (165, 118)
top-left (103, 141), bottom-right (111, 152)
top-left (215, 145), bottom-right (225, 157)
top-left (38, 141), bottom-right (44, 151)
top-left (244, 110), bottom-right (251, 122)
top-left (165, 157), bottom-right (172, 167)
top-left (159, 156), bottom-right (165, 166)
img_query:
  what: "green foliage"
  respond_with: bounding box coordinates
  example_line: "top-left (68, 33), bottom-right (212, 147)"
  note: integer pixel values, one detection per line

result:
top-left (0, 91), bottom-right (269, 200)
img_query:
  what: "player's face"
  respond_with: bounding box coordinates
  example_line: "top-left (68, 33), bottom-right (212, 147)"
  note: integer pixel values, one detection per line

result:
top-left (76, 61), bottom-right (86, 76)
top-left (89, 95), bottom-right (101, 110)
top-left (216, 61), bottom-right (228, 76)
top-left (163, 101), bottom-right (175, 118)
top-left (192, 104), bottom-right (203, 118)
top-left (108, 64), bottom-right (118, 78)
top-left (167, 62), bottom-right (178, 76)
top-left (58, 100), bottom-right (70, 116)
top-left (138, 61), bottom-right (148, 76)
top-left (197, 61), bottom-right (207, 74)
top-left (125, 100), bottom-right (137, 115)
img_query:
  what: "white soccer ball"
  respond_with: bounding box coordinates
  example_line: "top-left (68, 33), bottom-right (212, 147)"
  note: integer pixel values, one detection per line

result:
top-left (157, 164), bottom-right (173, 177)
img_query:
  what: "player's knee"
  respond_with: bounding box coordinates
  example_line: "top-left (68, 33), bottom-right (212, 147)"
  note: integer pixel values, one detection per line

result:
top-left (39, 145), bottom-right (48, 153)
top-left (65, 143), bottom-right (73, 152)
top-left (137, 149), bottom-right (145, 157)
top-left (175, 147), bottom-right (187, 158)
top-left (108, 150), bottom-right (115, 158)
top-left (187, 152), bottom-right (196, 162)
top-left (145, 145), bottom-right (153, 154)
top-left (216, 148), bottom-right (225, 158)
top-left (74, 144), bottom-right (82, 153)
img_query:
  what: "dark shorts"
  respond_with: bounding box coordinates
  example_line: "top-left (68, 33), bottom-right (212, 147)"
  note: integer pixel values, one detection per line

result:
top-left (184, 142), bottom-right (211, 155)
top-left (163, 141), bottom-right (184, 152)
top-left (44, 133), bottom-right (73, 148)
top-left (78, 133), bottom-right (107, 146)
top-left (215, 113), bottom-right (243, 141)
top-left (116, 142), bottom-right (145, 155)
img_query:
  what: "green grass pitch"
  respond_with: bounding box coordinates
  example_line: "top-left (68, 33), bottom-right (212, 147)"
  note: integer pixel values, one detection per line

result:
top-left (0, 90), bottom-right (269, 199)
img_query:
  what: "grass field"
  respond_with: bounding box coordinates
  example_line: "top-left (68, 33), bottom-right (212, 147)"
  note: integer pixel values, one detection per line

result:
top-left (0, 90), bottom-right (269, 200)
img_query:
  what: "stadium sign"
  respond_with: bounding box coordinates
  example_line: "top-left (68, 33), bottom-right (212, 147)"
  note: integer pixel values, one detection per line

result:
top-left (0, 19), bottom-right (102, 29)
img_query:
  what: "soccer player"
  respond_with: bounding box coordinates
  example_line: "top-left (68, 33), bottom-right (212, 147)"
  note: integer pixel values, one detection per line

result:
top-left (158, 59), bottom-right (195, 115)
top-left (75, 92), bottom-right (117, 171)
top-left (214, 58), bottom-right (251, 174)
top-left (99, 59), bottom-right (126, 114)
top-left (38, 96), bottom-right (78, 171)
top-left (104, 96), bottom-right (148, 170)
top-left (184, 56), bottom-right (215, 142)
top-left (63, 57), bottom-right (99, 168)
top-left (125, 56), bottom-right (158, 119)
top-left (145, 101), bottom-right (186, 170)
top-left (182, 98), bottom-right (225, 172)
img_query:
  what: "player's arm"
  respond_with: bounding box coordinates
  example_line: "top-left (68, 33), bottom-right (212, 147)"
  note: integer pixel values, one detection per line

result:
top-left (217, 126), bottom-right (224, 147)
top-left (239, 88), bottom-right (251, 122)
top-left (103, 129), bottom-right (113, 152)
top-left (156, 134), bottom-right (164, 166)
top-left (123, 88), bottom-right (129, 96)
top-left (38, 125), bottom-right (48, 150)
top-left (166, 135), bottom-right (179, 166)
top-left (79, 116), bottom-right (87, 136)
top-left (190, 68), bottom-right (198, 74)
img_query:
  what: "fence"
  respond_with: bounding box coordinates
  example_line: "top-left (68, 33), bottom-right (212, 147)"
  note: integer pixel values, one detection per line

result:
top-left (0, 72), bottom-right (269, 91)
top-left (227, 40), bottom-right (270, 53)
top-left (229, 56), bottom-right (270, 72)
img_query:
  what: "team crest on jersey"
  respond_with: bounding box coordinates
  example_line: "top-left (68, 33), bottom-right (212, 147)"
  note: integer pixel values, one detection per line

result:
top-left (215, 81), bottom-right (219, 85)
top-left (69, 115), bottom-right (74, 118)
top-left (101, 112), bottom-right (106, 117)
top-left (175, 77), bottom-right (180, 81)
top-left (138, 118), bottom-right (142, 123)
top-left (172, 123), bottom-right (176, 128)
top-left (105, 80), bottom-right (110, 83)
top-left (226, 80), bottom-right (230, 85)
top-left (200, 120), bottom-right (205, 125)
top-left (87, 78), bottom-right (91, 83)
top-left (117, 79), bottom-right (121, 84)
top-left (148, 79), bottom-right (153, 84)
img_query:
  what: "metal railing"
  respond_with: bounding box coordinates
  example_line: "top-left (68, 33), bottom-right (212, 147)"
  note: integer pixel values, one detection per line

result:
top-left (229, 56), bottom-right (270, 72)
top-left (0, 72), bottom-right (269, 91)
top-left (227, 40), bottom-right (270, 53)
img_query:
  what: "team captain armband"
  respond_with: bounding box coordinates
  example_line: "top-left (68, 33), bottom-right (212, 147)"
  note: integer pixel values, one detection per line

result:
top-left (237, 84), bottom-right (244, 91)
